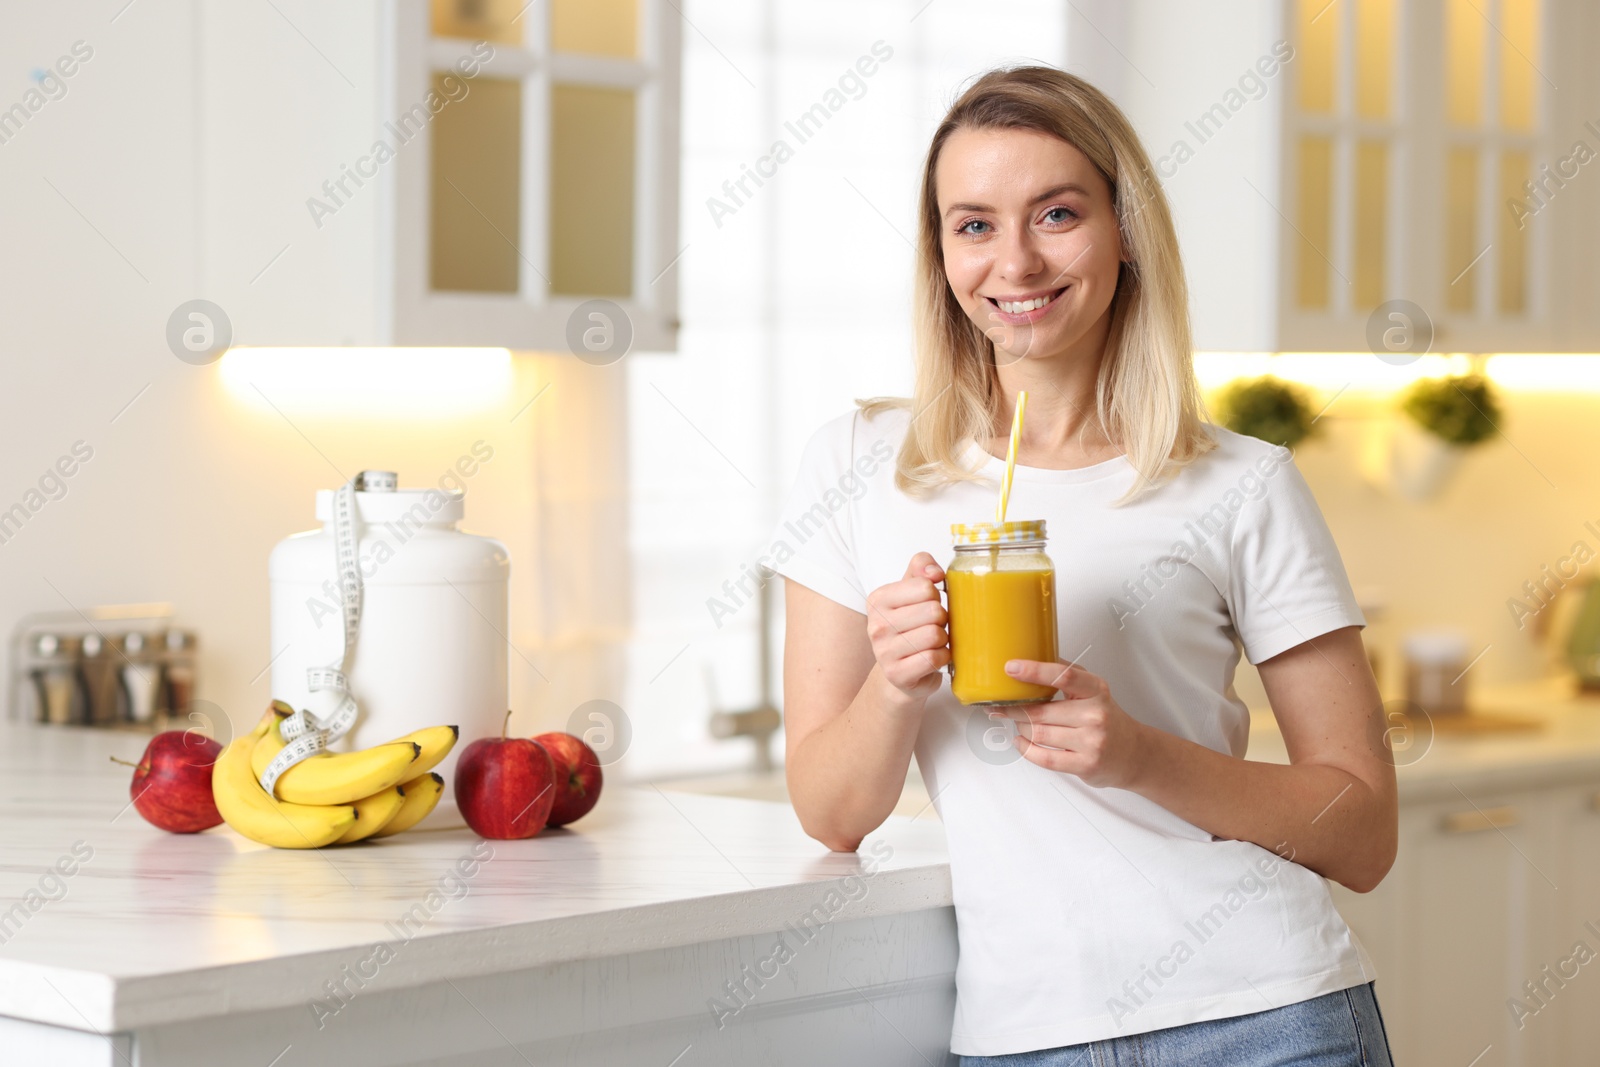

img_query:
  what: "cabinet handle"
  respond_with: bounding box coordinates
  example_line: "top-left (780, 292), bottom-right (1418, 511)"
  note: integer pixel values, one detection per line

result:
top-left (1441, 806), bottom-right (1519, 834)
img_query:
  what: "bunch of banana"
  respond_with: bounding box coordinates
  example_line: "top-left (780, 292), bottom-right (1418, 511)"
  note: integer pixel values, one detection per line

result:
top-left (211, 701), bottom-right (457, 849)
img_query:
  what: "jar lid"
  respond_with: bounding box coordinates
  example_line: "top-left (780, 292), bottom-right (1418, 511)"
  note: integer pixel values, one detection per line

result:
top-left (951, 519), bottom-right (1047, 545)
top-left (313, 472), bottom-right (465, 525)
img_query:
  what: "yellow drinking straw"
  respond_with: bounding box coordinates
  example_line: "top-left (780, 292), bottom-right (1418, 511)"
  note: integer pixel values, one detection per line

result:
top-left (996, 390), bottom-right (1028, 523)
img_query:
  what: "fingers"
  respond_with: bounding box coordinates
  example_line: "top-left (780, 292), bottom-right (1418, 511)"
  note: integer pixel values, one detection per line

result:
top-left (867, 594), bottom-right (947, 637)
top-left (1003, 659), bottom-right (1103, 698)
top-left (987, 702), bottom-right (1106, 731)
top-left (1014, 732), bottom-right (1096, 775)
top-left (881, 644), bottom-right (951, 693)
top-left (873, 577), bottom-right (942, 611)
top-left (895, 623), bottom-right (949, 655)
top-left (999, 718), bottom-right (1077, 751)
top-left (869, 555), bottom-right (952, 699)
top-left (987, 700), bottom-right (1127, 785)
top-left (868, 615), bottom-right (949, 669)
top-left (890, 598), bottom-right (948, 631)
top-left (902, 551), bottom-right (945, 583)
top-left (874, 560), bottom-right (946, 611)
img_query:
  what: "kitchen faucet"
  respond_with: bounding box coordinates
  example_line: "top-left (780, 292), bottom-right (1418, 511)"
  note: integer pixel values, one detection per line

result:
top-left (707, 566), bottom-right (782, 773)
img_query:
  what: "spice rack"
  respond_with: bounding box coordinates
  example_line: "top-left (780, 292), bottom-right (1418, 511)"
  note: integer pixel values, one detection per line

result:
top-left (8, 604), bottom-right (197, 730)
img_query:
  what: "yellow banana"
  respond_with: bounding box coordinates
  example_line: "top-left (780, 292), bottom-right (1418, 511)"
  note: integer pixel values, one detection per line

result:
top-left (371, 773), bottom-right (446, 838)
top-left (248, 703), bottom-right (296, 780)
top-left (249, 721), bottom-right (286, 781)
top-left (213, 709), bottom-right (357, 849)
top-left (381, 725), bottom-right (458, 778)
top-left (332, 785), bottom-right (407, 845)
top-left (250, 721), bottom-right (421, 806)
top-left (253, 724), bottom-right (456, 781)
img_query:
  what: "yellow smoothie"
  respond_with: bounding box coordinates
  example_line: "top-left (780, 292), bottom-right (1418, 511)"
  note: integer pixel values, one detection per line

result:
top-left (946, 565), bottom-right (1059, 705)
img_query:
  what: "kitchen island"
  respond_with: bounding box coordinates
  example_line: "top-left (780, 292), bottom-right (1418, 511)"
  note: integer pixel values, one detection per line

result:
top-left (0, 723), bottom-right (956, 1067)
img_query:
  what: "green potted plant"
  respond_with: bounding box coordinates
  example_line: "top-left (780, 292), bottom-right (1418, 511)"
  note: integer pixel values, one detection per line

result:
top-left (1400, 373), bottom-right (1500, 445)
top-left (1380, 373), bottom-right (1502, 501)
top-left (1213, 376), bottom-right (1320, 449)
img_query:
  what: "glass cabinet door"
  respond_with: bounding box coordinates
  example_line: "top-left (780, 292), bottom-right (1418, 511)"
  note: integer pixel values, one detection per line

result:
top-left (1442, 0), bottom-right (1541, 319)
top-left (549, 0), bottom-right (642, 299)
top-left (424, 0), bottom-right (654, 308)
top-left (1289, 0), bottom-right (1400, 317)
top-left (430, 71), bottom-right (523, 293)
top-left (551, 0), bottom-right (636, 56)
top-left (549, 84), bottom-right (636, 297)
top-left (431, 0), bottom-right (525, 44)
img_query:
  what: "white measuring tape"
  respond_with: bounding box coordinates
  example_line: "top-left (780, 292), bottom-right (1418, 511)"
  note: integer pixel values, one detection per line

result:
top-left (259, 470), bottom-right (395, 795)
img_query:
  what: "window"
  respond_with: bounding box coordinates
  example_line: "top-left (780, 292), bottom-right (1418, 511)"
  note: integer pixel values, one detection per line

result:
top-left (619, 0), bottom-right (1068, 780)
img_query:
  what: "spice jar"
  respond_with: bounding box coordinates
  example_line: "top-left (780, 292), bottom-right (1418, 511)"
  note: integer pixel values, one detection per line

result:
top-left (1402, 629), bottom-right (1470, 715)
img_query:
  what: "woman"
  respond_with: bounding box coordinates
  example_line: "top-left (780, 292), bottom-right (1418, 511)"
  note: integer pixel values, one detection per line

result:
top-left (771, 66), bottom-right (1398, 1065)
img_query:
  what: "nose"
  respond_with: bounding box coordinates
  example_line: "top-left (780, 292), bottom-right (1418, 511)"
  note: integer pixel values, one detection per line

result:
top-left (995, 222), bottom-right (1046, 284)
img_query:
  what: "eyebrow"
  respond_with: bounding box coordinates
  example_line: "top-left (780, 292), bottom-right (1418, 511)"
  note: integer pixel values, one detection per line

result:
top-left (942, 182), bottom-right (1093, 219)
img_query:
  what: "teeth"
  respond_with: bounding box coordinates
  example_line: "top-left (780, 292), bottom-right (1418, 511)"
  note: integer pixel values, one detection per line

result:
top-left (997, 293), bottom-right (1054, 314)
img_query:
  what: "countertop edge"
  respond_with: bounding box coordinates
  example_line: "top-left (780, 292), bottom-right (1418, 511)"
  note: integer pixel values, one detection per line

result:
top-left (21, 861), bottom-right (956, 1034)
top-left (1393, 750), bottom-right (1600, 803)
top-left (0, 962), bottom-right (120, 1034)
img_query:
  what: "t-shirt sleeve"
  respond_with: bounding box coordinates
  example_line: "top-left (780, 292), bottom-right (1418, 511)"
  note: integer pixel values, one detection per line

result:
top-left (767, 412), bottom-right (870, 614)
top-left (1226, 447), bottom-right (1366, 664)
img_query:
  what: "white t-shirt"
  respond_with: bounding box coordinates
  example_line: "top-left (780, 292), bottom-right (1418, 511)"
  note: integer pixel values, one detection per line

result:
top-left (769, 405), bottom-right (1375, 1056)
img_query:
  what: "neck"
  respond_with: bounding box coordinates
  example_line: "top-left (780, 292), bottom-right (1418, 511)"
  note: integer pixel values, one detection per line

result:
top-left (990, 308), bottom-right (1115, 461)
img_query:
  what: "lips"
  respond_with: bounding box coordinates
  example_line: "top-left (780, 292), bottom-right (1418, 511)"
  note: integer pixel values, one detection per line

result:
top-left (984, 286), bottom-right (1068, 324)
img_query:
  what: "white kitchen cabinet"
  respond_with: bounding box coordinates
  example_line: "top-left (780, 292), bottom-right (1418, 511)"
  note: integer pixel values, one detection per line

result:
top-left (1538, 784), bottom-right (1600, 1061)
top-left (199, 0), bottom-right (681, 351)
top-left (1405, 792), bottom-right (1544, 1067)
top-left (1330, 782), bottom-right (1597, 1066)
top-left (1108, 0), bottom-right (1600, 353)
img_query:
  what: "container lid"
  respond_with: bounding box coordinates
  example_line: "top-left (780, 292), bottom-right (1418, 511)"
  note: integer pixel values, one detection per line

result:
top-left (951, 519), bottom-right (1047, 545)
top-left (314, 471), bottom-right (465, 525)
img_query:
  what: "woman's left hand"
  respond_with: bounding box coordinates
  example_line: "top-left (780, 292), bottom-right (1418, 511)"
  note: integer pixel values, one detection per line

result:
top-left (989, 659), bottom-right (1150, 790)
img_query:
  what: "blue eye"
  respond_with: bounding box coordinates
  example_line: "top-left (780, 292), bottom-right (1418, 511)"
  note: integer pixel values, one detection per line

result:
top-left (1044, 206), bottom-right (1078, 224)
top-left (957, 218), bottom-right (990, 235)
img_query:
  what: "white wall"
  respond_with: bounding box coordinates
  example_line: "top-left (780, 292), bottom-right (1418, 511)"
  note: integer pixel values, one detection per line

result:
top-left (0, 1), bottom-right (626, 748)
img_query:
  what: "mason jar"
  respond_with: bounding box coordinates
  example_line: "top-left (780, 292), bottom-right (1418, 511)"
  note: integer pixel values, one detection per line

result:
top-left (945, 519), bottom-right (1060, 706)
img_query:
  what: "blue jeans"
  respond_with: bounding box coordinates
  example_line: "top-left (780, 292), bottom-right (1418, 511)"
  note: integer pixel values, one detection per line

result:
top-left (959, 982), bottom-right (1393, 1066)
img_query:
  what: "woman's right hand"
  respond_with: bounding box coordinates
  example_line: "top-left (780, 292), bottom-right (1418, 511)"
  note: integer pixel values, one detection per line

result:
top-left (864, 552), bottom-right (951, 705)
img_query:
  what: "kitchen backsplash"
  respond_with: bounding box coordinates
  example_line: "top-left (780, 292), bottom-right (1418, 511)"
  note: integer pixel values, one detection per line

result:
top-left (1239, 387), bottom-right (1598, 704)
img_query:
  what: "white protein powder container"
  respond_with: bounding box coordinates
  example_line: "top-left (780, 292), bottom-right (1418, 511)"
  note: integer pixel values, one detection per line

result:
top-left (268, 472), bottom-right (509, 784)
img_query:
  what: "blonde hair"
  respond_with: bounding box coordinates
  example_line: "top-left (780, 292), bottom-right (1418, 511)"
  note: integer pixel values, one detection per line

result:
top-left (860, 65), bottom-right (1214, 504)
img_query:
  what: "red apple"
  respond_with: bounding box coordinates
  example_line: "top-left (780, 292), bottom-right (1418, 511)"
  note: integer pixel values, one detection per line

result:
top-left (111, 730), bottom-right (224, 833)
top-left (532, 731), bottom-right (602, 827)
top-left (455, 711), bottom-right (557, 839)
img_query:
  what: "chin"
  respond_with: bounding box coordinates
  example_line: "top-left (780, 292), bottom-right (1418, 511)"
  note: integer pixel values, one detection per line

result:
top-left (995, 323), bottom-right (1073, 361)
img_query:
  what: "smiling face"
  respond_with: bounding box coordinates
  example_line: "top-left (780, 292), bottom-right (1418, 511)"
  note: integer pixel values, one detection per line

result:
top-left (935, 126), bottom-right (1125, 367)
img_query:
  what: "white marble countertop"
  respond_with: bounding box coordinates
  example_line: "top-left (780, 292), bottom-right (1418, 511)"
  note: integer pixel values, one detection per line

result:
top-left (0, 722), bottom-right (951, 1035)
top-left (1245, 676), bottom-right (1600, 802)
